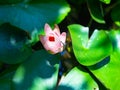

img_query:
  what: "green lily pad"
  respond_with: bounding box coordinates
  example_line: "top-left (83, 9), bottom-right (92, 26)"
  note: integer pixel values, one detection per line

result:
top-left (68, 24), bottom-right (112, 66)
top-left (89, 30), bottom-right (120, 89)
top-left (0, 71), bottom-right (15, 90)
top-left (12, 50), bottom-right (59, 90)
top-left (0, 23), bottom-right (32, 64)
top-left (57, 67), bottom-right (98, 90)
top-left (0, 0), bottom-right (70, 43)
top-left (86, 0), bottom-right (105, 23)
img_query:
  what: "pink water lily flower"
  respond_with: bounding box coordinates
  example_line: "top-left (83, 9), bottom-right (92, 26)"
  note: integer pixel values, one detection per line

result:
top-left (39, 23), bottom-right (66, 54)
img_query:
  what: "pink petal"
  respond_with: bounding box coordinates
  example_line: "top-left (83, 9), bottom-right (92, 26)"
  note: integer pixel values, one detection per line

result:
top-left (44, 23), bottom-right (53, 35)
top-left (43, 40), bottom-right (61, 54)
top-left (50, 45), bottom-right (63, 54)
top-left (39, 23), bottom-right (66, 54)
top-left (60, 32), bottom-right (66, 44)
top-left (53, 24), bottom-right (60, 36)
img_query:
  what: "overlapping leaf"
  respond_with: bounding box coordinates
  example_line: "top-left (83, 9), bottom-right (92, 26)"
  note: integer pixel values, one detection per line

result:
top-left (0, 0), bottom-right (70, 43)
top-left (0, 23), bottom-right (32, 64)
top-left (86, 0), bottom-right (105, 24)
top-left (57, 67), bottom-right (98, 90)
top-left (0, 71), bottom-right (15, 90)
top-left (111, 3), bottom-right (120, 26)
top-left (68, 24), bottom-right (112, 66)
top-left (89, 30), bottom-right (120, 89)
top-left (12, 50), bottom-right (59, 90)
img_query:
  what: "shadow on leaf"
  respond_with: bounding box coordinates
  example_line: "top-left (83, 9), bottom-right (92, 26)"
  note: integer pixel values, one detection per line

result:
top-left (12, 50), bottom-right (59, 90)
top-left (87, 56), bottom-right (110, 70)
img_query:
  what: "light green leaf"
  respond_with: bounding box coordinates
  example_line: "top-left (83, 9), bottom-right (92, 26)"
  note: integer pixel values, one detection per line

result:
top-left (68, 24), bottom-right (112, 66)
top-left (12, 50), bottom-right (59, 90)
top-left (0, 23), bottom-right (32, 64)
top-left (0, 0), bottom-right (70, 43)
top-left (58, 67), bottom-right (98, 90)
top-left (87, 0), bottom-right (105, 23)
top-left (100, 0), bottom-right (111, 4)
top-left (89, 30), bottom-right (120, 89)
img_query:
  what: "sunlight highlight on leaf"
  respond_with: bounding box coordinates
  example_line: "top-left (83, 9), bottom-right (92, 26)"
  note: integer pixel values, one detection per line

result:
top-left (100, 0), bottom-right (111, 4)
top-left (58, 67), bottom-right (98, 90)
top-left (10, 36), bottom-right (16, 46)
top-left (115, 21), bottom-right (120, 27)
top-left (13, 66), bottom-right (25, 84)
top-left (57, 6), bottom-right (70, 23)
top-left (116, 34), bottom-right (120, 49)
top-left (30, 28), bottom-right (39, 44)
top-left (30, 70), bottom-right (58, 90)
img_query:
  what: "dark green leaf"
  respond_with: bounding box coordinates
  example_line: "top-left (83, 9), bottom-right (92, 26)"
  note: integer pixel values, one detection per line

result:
top-left (90, 30), bottom-right (120, 89)
top-left (58, 67), bottom-right (98, 90)
top-left (87, 0), bottom-right (105, 23)
top-left (68, 24), bottom-right (112, 66)
top-left (111, 4), bottom-right (120, 26)
top-left (62, 0), bottom-right (85, 7)
top-left (12, 50), bottom-right (59, 90)
top-left (0, 1), bottom-right (70, 43)
top-left (0, 71), bottom-right (15, 90)
top-left (0, 78), bottom-right (11, 90)
top-left (0, 23), bottom-right (32, 64)
top-left (0, 0), bottom-right (25, 5)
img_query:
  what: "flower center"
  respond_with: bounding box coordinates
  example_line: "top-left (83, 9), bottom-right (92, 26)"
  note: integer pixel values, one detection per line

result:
top-left (49, 36), bottom-right (55, 42)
